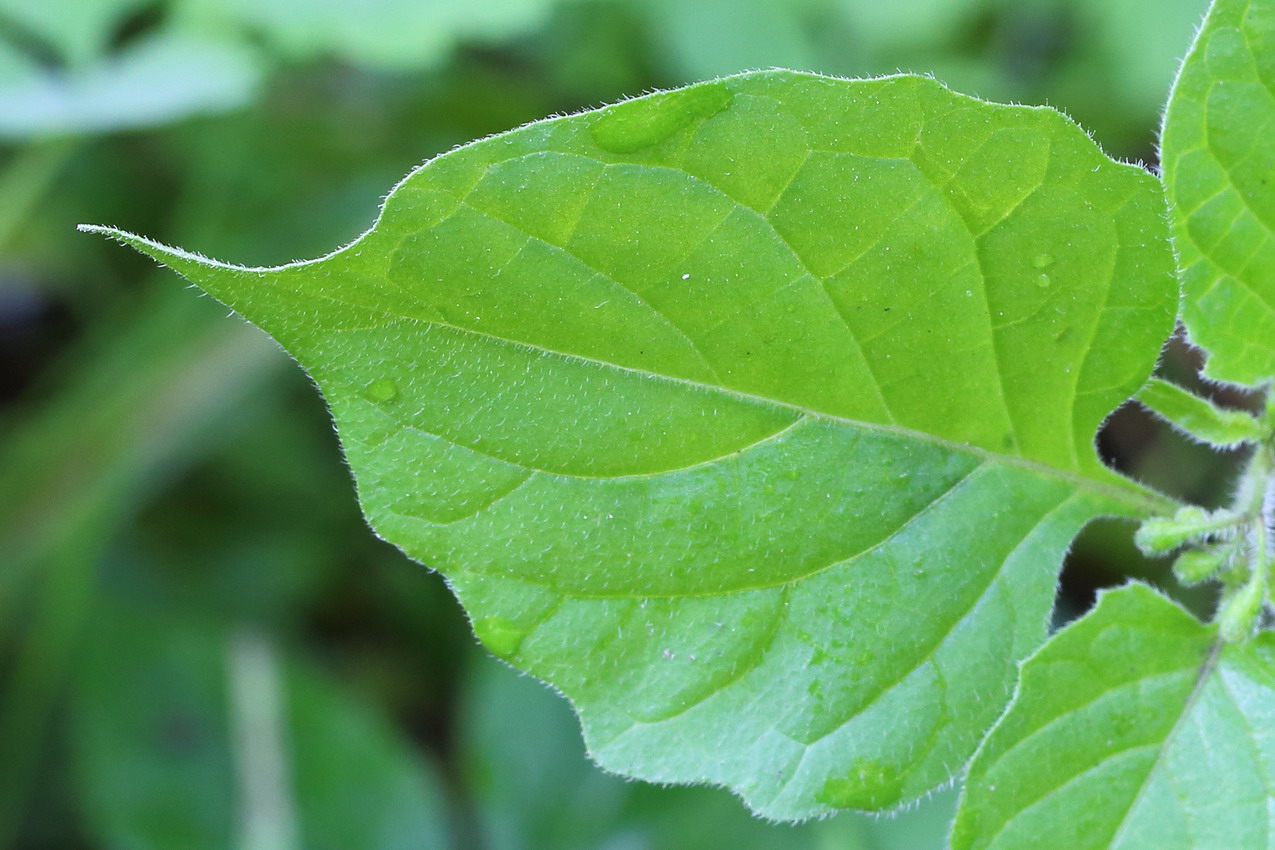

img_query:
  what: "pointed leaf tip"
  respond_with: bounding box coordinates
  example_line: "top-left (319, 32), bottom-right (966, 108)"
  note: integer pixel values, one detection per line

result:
top-left (76, 224), bottom-right (276, 324)
top-left (78, 223), bottom-right (209, 267)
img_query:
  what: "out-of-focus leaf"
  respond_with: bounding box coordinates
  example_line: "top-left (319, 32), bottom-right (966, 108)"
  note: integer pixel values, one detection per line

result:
top-left (839, 0), bottom-right (987, 52)
top-left (1075, 0), bottom-right (1208, 113)
top-left (119, 391), bottom-right (365, 625)
top-left (458, 655), bottom-right (630, 850)
top-left (0, 136), bottom-right (79, 249)
top-left (0, 287), bottom-right (278, 619)
top-left (0, 40), bottom-right (36, 85)
top-left (0, 0), bottom-right (148, 67)
top-left (0, 286), bottom-right (280, 842)
top-left (90, 70), bottom-right (1177, 818)
top-left (638, 0), bottom-right (819, 81)
top-left (1162, 0), bottom-right (1275, 385)
top-left (0, 33), bottom-right (261, 139)
top-left (952, 583), bottom-right (1275, 849)
top-left (173, 0), bottom-right (554, 71)
top-left (73, 605), bottom-right (453, 850)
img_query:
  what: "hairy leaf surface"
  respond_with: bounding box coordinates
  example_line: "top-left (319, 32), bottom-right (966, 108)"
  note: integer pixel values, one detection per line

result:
top-left (1134, 377), bottom-right (1264, 447)
top-left (85, 70), bottom-right (1176, 818)
top-left (952, 583), bottom-right (1275, 850)
top-left (1163, 0), bottom-right (1275, 385)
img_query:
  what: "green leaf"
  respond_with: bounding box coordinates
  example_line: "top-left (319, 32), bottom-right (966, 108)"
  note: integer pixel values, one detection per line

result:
top-left (1134, 377), bottom-right (1264, 447)
top-left (1162, 0), bottom-right (1275, 386)
top-left (0, 33), bottom-right (261, 139)
top-left (84, 70), bottom-right (1177, 818)
top-left (636, 0), bottom-right (819, 82)
top-left (173, 0), bottom-right (554, 72)
top-left (73, 605), bottom-right (454, 850)
top-left (1075, 0), bottom-right (1211, 120)
top-left (0, 0), bottom-right (147, 67)
top-left (952, 583), bottom-right (1275, 850)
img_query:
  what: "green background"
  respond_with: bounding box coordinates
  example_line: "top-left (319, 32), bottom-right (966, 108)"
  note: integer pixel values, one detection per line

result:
top-left (0, 0), bottom-right (1235, 846)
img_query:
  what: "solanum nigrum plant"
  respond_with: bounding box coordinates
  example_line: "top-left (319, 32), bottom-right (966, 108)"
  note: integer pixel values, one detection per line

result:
top-left (83, 0), bottom-right (1275, 844)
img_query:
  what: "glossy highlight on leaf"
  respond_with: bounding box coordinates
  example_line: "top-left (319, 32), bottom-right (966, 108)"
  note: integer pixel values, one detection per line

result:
top-left (83, 70), bottom-right (1178, 818)
top-left (953, 583), bottom-right (1275, 850)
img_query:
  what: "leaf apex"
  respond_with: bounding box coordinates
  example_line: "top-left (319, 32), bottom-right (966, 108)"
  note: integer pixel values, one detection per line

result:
top-left (78, 224), bottom-right (219, 270)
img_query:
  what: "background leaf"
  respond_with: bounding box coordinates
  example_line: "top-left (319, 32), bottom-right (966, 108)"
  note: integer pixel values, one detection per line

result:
top-left (952, 582), bottom-right (1275, 850)
top-left (0, 0), bottom-right (148, 67)
top-left (0, 32), bottom-right (261, 141)
top-left (73, 604), bottom-right (455, 850)
top-left (90, 69), bottom-right (1177, 818)
top-left (171, 0), bottom-right (557, 72)
top-left (1162, 0), bottom-right (1275, 386)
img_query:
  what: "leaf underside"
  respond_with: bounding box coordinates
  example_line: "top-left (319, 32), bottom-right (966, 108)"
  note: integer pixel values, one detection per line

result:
top-left (86, 70), bottom-right (1176, 819)
top-left (1163, 0), bottom-right (1275, 386)
top-left (953, 583), bottom-right (1275, 850)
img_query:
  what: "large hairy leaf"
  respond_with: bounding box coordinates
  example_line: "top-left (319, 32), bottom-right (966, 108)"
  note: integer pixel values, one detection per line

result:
top-left (952, 583), bottom-right (1275, 850)
top-left (1162, 0), bottom-right (1275, 385)
top-left (84, 70), bottom-right (1177, 818)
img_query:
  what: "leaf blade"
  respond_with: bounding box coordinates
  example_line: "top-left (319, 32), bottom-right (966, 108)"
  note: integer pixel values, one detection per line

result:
top-left (952, 583), bottom-right (1275, 850)
top-left (1162, 0), bottom-right (1275, 385)
top-left (84, 70), bottom-right (1177, 818)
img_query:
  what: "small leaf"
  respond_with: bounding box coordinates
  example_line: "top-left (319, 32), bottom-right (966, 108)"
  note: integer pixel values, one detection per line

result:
top-left (85, 71), bottom-right (1177, 817)
top-left (1133, 505), bottom-right (1239, 555)
top-left (1134, 377), bottom-right (1264, 447)
top-left (1172, 544), bottom-right (1232, 584)
top-left (952, 583), bottom-right (1275, 850)
top-left (1162, 0), bottom-right (1275, 385)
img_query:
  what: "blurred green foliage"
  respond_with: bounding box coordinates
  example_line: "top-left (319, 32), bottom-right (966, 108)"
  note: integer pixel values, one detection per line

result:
top-left (0, 0), bottom-right (1222, 846)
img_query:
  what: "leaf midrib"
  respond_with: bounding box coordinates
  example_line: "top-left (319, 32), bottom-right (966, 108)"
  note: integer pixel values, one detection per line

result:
top-left (89, 225), bottom-right (1177, 517)
top-left (1105, 638), bottom-right (1226, 848)
top-left (363, 312), bottom-right (1175, 516)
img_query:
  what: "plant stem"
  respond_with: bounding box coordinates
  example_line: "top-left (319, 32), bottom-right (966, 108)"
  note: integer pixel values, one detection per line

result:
top-left (1218, 441), bottom-right (1273, 641)
top-left (229, 630), bottom-right (299, 850)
